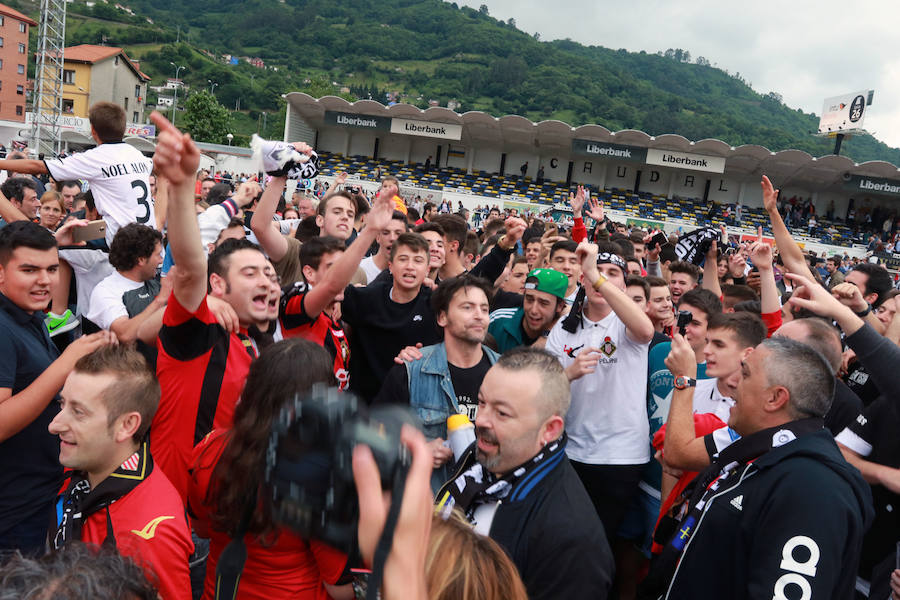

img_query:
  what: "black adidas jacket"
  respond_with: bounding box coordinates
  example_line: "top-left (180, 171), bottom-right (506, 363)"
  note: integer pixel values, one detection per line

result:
top-left (665, 429), bottom-right (873, 599)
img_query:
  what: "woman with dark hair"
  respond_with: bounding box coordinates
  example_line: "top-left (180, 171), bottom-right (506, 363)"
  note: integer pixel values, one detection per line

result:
top-left (188, 338), bottom-right (351, 600)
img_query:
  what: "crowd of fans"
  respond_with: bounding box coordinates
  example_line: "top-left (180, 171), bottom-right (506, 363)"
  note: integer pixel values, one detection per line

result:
top-left (0, 102), bottom-right (898, 600)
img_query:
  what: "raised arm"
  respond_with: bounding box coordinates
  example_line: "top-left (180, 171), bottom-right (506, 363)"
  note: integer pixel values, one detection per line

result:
top-left (701, 239), bottom-right (722, 298)
top-left (762, 175), bottom-right (815, 281)
top-left (150, 111), bottom-right (204, 313)
top-left (749, 241), bottom-right (780, 315)
top-left (303, 182), bottom-right (396, 318)
top-left (577, 241), bottom-right (654, 343)
top-left (251, 177), bottom-right (289, 262)
top-left (662, 333), bottom-right (712, 471)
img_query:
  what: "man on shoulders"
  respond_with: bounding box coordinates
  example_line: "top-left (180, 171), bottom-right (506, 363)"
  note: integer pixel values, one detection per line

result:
top-left (49, 346), bottom-right (192, 600)
top-left (489, 268), bottom-right (568, 353)
top-left (0, 103), bottom-right (156, 243)
top-left (436, 348), bottom-right (613, 600)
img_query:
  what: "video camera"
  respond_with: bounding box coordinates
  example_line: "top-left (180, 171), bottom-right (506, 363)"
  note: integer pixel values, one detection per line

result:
top-left (265, 384), bottom-right (416, 549)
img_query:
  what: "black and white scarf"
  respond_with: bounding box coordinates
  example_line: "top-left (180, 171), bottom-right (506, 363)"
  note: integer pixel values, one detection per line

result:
top-left (436, 433), bottom-right (567, 520)
top-left (674, 226), bottom-right (721, 266)
top-left (51, 442), bottom-right (153, 550)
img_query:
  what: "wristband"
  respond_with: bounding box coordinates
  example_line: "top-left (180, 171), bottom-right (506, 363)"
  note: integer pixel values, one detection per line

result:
top-left (592, 273), bottom-right (608, 291)
top-left (855, 303), bottom-right (872, 317)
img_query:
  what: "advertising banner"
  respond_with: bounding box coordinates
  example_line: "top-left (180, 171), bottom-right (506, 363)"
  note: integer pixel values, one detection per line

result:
top-left (818, 90), bottom-right (870, 133)
top-left (324, 111), bottom-right (391, 131)
top-left (571, 139), bottom-right (647, 162)
top-left (390, 118), bottom-right (462, 140)
top-left (645, 149), bottom-right (725, 173)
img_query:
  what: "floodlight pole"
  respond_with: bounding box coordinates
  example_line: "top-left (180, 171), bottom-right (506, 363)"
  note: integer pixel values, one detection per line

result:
top-left (833, 133), bottom-right (844, 156)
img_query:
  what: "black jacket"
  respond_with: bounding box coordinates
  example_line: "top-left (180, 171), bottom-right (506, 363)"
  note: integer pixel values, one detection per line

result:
top-left (666, 429), bottom-right (873, 599)
top-left (483, 455), bottom-right (614, 600)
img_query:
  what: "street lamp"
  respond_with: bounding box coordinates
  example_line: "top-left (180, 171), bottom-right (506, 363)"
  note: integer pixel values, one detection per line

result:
top-left (208, 80), bottom-right (218, 95)
top-left (169, 62), bottom-right (187, 125)
top-left (226, 133), bottom-right (233, 146)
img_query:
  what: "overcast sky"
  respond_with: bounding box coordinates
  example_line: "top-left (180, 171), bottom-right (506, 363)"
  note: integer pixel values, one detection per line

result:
top-left (459, 0), bottom-right (900, 150)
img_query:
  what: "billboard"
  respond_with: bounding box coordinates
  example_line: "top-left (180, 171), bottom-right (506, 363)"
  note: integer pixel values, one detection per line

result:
top-left (324, 111), bottom-right (391, 131)
top-left (645, 148), bottom-right (725, 173)
top-left (571, 139), bottom-right (647, 162)
top-left (818, 90), bottom-right (871, 133)
top-left (390, 118), bottom-right (461, 140)
top-left (843, 174), bottom-right (900, 197)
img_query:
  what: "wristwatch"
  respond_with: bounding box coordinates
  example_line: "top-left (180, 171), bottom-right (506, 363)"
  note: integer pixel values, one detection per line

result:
top-left (673, 375), bottom-right (697, 390)
top-left (855, 303), bottom-right (872, 317)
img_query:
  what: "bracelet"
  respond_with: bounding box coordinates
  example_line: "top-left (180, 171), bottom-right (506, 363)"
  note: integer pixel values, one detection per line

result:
top-left (497, 235), bottom-right (512, 251)
top-left (592, 273), bottom-right (608, 291)
top-left (855, 304), bottom-right (872, 317)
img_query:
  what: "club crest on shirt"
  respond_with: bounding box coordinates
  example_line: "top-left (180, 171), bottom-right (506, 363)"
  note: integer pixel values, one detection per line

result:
top-left (600, 336), bottom-right (616, 357)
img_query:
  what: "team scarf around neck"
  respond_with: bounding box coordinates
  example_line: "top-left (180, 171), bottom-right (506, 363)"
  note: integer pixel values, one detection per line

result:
top-left (51, 442), bottom-right (153, 550)
top-left (436, 433), bottom-right (567, 520)
top-left (637, 417), bottom-right (824, 600)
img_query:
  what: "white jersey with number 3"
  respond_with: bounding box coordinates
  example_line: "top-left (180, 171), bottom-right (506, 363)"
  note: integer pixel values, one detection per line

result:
top-left (44, 143), bottom-right (155, 244)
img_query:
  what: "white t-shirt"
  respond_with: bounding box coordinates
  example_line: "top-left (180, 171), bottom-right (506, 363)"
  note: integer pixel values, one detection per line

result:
top-left (546, 310), bottom-right (650, 464)
top-left (58, 248), bottom-right (115, 318)
top-left (86, 271), bottom-right (144, 330)
top-left (359, 255), bottom-right (386, 284)
top-left (45, 143), bottom-right (155, 245)
top-left (692, 378), bottom-right (735, 424)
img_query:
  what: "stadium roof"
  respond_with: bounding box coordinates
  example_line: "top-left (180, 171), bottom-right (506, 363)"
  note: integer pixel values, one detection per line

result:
top-left (285, 92), bottom-right (900, 194)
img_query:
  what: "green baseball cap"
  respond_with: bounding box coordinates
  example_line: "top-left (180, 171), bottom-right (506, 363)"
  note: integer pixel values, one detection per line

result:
top-left (524, 268), bottom-right (568, 300)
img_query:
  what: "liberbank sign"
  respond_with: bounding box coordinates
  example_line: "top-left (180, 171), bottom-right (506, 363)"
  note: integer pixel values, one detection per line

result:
top-left (324, 111), bottom-right (462, 140)
top-left (571, 139), bottom-right (725, 173)
top-left (844, 175), bottom-right (900, 197)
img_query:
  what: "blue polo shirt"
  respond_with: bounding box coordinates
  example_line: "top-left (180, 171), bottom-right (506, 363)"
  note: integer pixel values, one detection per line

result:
top-left (0, 292), bottom-right (63, 540)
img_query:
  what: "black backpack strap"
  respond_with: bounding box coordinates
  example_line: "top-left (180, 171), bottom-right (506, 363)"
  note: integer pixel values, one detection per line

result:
top-left (213, 490), bottom-right (256, 600)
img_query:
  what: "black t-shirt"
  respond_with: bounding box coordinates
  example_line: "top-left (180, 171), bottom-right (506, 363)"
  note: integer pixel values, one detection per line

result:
top-left (845, 362), bottom-right (880, 407)
top-left (649, 330), bottom-right (670, 352)
top-left (0, 293), bottom-right (62, 541)
top-left (840, 395), bottom-right (900, 577)
top-left (341, 281), bottom-right (441, 402)
top-left (448, 353), bottom-right (492, 421)
top-left (824, 379), bottom-right (863, 436)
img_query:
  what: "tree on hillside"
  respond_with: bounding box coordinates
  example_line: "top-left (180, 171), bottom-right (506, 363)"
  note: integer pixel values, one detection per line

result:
top-left (182, 91), bottom-right (232, 144)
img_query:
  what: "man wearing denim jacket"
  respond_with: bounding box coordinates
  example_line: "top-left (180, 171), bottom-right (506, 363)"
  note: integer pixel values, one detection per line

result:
top-left (374, 273), bottom-right (499, 490)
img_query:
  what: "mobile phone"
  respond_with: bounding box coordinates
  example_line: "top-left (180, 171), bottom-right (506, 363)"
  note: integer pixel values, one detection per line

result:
top-left (676, 310), bottom-right (693, 336)
top-left (72, 219), bottom-right (106, 243)
top-left (650, 231), bottom-right (667, 249)
top-left (724, 247), bottom-right (736, 256)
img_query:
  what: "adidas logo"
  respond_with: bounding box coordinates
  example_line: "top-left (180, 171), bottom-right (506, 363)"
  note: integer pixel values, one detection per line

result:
top-left (729, 495), bottom-right (743, 511)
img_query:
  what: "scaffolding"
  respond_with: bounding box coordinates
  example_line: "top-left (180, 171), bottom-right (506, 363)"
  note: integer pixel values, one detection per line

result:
top-left (30, 0), bottom-right (66, 156)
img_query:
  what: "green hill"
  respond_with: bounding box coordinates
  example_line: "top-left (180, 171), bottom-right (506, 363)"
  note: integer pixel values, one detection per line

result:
top-left (11, 0), bottom-right (900, 163)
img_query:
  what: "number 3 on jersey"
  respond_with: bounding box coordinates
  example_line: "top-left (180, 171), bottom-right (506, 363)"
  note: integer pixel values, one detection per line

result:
top-left (132, 179), bottom-right (151, 224)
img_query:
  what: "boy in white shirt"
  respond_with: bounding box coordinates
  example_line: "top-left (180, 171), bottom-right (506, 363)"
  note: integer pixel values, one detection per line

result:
top-left (546, 241), bottom-right (654, 539)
